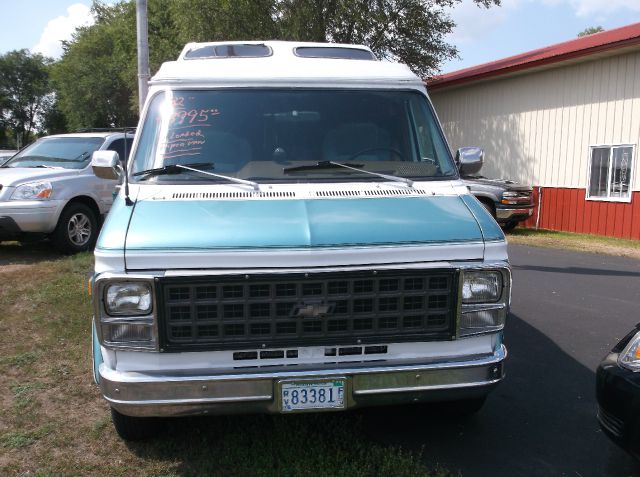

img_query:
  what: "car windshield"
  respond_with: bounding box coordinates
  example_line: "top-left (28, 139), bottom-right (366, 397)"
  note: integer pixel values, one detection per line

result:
top-left (4, 137), bottom-right (105, 169)
top-left (130, 89), bottom-right (457, 183)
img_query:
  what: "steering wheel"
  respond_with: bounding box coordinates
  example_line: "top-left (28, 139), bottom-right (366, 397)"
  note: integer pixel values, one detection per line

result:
top-left (344, 147), bottom-right (406, 162)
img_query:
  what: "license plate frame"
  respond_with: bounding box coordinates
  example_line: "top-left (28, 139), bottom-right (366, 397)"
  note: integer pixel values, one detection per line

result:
top-left (278, 378), bottom-right (347, 413)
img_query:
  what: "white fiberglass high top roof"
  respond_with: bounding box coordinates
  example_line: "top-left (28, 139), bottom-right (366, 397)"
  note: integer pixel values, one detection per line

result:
top-left (151, 41), bottom-right (421, 87)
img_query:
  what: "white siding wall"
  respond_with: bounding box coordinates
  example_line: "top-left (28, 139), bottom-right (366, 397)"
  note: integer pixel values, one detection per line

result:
top-left (430, 50), bottom-right (640, 191)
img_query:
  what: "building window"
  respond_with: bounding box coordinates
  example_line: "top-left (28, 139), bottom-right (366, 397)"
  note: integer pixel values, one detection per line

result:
top-left (587, 145), bottom-right (635, 201)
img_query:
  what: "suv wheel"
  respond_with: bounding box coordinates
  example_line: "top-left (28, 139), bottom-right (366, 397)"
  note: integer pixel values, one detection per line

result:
top-left (52, 203), bottom-right (98, 254)
top-left (500, 221), bottom-right (518, 232)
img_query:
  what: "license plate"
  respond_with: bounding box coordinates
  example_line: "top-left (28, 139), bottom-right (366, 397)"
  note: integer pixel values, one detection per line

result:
top-left (280, 379), bottom-right (345, 412)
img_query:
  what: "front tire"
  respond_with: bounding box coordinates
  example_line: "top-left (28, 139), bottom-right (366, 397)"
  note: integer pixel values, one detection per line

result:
top-left (500, 221), bottom-right (518, 232)
top-left (110, 408), bottom-right (162, 441)
top-left (51, 202), bottom-right (98, 254)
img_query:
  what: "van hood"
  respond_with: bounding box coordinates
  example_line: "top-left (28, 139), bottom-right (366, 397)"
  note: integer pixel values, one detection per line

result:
top-left (0, 167), bottom-right (76, 187)
top-left (462, 176), bottom-right (532, 192)
top-left (97, 194), bottom-right (504, 270)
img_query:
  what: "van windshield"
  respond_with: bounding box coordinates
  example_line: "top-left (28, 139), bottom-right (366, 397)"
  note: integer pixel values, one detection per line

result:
top-left (131, 89), bottom-right (456, 183)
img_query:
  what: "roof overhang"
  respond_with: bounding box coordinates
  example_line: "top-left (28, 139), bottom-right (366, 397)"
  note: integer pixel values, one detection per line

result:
top-left (427, 22), bottom-right (640, 93)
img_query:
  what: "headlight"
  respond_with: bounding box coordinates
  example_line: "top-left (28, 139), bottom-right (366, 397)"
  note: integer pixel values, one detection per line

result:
top-left (501, 191), bottom-right (525, 205)
top-left (11, 181), bottom-right (53, 200)
top-left (618, 331), bottom-right (640, 372)
top-left (462, 271), bottom-right (502, 303)
top-left (460, 307), bottom-right (507, 335)
top-left (105, 282), bottom-right (152, 316)
top-left (460, 269), bottom-right (509, 337)
top-left (102, 323), bottom-right (153, 343)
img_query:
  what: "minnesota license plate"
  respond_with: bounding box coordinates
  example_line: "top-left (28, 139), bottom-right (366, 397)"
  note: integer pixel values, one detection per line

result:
top-left (280, 379), bottom-right (345, 412)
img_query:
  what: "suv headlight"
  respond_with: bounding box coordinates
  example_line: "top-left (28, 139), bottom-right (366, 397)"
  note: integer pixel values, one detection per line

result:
top-left (105, 282), bottom-right (152, 316)
top-left (95, 278), bottom-right (157, 351)
top-left (501, 191), bottom-right (525, 205)
top-left (460, 269), bottom-right (509, 337)
top-left (11, 181), bottom-right (53, 200)
top-left (618, 331), bottom-right (640, 372)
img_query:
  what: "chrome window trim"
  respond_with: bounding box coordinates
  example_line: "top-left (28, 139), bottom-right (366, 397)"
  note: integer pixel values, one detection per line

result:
top-left (94, 273), bottom-right (160, 351)
top-left (585, 143), bottom-right (635, 203)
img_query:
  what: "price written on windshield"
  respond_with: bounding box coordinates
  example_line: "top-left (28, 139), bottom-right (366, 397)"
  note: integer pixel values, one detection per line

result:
top-left (170, 108), bottom-right (220, 127)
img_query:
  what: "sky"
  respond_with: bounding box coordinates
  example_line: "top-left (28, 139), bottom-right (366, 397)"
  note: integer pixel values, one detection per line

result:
top-left (0, 0), bottom-right (639, 74)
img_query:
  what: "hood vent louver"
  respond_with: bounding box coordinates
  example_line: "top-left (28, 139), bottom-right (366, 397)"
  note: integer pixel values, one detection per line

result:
top-left (314, 189), bottom-right (428, 198)
top-left (172, 191), bottom-right (296, 199)
top-left (167, 188), bottom-right (434, 201)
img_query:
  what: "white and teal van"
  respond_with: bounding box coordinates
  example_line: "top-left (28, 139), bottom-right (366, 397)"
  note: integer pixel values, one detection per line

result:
top-left (90, 41), bottom-right (510, 440)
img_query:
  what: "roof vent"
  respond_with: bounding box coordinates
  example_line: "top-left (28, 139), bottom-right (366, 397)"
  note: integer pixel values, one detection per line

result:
top-left (294, 46), bottom-right (376, 60)
top-left (184, 44), bottom-right (272, 60)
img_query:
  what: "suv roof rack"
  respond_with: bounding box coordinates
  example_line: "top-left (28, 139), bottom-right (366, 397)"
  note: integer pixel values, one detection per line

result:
top-left (75, 127), bottom-right (137, 133)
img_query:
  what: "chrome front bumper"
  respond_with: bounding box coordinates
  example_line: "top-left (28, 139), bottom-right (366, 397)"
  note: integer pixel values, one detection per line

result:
top-left (100, 345), bottom-right (507, 417)
top-left (495, 207), bottom-right (533, 221)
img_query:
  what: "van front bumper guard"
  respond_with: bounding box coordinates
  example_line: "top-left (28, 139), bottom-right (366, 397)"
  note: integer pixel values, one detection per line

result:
top-left (100, 345), bottom-right (507, 417)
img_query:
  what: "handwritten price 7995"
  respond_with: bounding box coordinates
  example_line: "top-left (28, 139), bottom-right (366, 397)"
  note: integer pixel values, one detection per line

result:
top-left (170, 108), bottom-right (220, 126)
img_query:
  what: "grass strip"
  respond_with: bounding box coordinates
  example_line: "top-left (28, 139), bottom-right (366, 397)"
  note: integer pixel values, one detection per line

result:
top-left (508, 228), bottom-right (640, 260)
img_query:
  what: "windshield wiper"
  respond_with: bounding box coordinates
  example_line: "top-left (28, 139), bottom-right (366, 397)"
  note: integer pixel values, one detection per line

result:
top-left (133, 162), bottom-right (214, 177)
top-left (73, 151), bottom-right (91, 161)
top-left (133, 162), bottom-right (260, 190)
top-left (283, 161), bottom-right (413, 187)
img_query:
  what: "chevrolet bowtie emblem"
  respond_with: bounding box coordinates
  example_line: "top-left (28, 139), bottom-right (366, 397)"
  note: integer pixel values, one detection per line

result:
top-left (292, 301), bottom-right (334, 318)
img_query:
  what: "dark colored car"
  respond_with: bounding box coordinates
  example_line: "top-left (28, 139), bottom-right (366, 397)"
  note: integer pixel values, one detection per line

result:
top-left (596, 324), bottom-right (640, 460)
top-left (455, 147), bottom-right (534, 231)
top-left (462, 176), bottom-right (534, 231)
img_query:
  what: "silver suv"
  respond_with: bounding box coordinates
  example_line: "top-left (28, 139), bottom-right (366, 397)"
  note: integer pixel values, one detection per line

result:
top-left (0, 131), bottom-right (134, 253)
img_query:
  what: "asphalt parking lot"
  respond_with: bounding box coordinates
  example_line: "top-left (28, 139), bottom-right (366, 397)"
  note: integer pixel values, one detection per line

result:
top-left (362, 244), bottom-right (640, 477)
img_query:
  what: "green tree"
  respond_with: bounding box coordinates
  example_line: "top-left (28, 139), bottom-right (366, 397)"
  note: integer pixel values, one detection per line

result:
top-left (52, 2), bottom-right (139, 130)
top-left (52, 0), bottom-right (501, 128)
top-left (171, 0), bottom-right (501, 77)
top-left (578, 26), bottom-right (604, 37)
top-left (0, 49), bottom-right (53, 147)
top-left (41, 98), bottom-right (68, 135)
top-left (169, 0), bottom-right (279, 44)
top-left (275, 0), bottom-right (500, 77)
top-left (52, 0), bottom-right (183, 130)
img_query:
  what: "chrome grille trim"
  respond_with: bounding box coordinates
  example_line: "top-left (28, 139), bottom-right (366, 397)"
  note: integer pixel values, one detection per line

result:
top-left (598, 406), bottom-right (624, 438)
top-left (157, 269), bottom-right (458, 352)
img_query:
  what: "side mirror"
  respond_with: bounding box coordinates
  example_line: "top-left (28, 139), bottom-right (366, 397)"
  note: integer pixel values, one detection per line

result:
top-left (455, 147), bottom-right (484, 176)
top-left (92, 150), bottom-right (122, 180)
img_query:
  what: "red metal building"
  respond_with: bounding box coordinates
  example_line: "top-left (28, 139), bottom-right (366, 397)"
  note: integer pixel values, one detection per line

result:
top-left (428, 23), bottom-right (640, 240)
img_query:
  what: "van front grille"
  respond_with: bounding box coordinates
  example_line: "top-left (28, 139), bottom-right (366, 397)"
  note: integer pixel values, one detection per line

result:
top-left (157, 269), bottom-right (458, 352)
